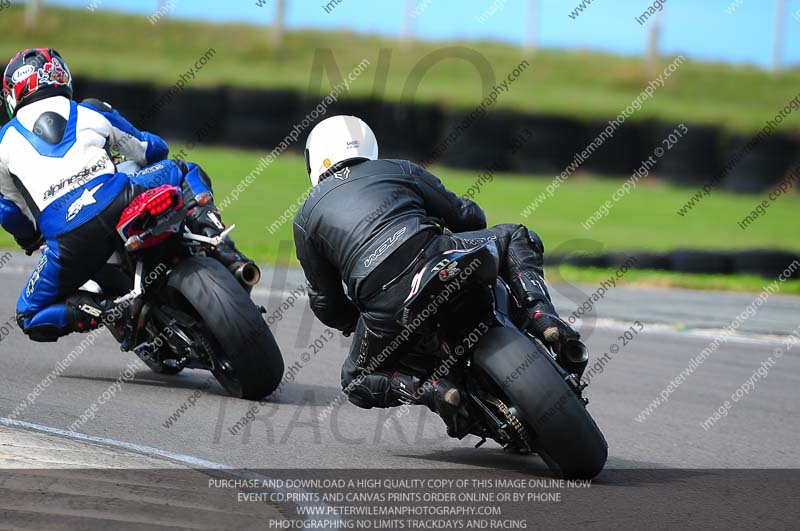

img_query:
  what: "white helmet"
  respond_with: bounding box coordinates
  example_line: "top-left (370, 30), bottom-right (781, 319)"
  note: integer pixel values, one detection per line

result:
top-left (304, 115), bottom-right (379, 186)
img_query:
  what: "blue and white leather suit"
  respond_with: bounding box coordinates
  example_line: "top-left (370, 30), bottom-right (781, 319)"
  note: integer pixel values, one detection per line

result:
top-left (0, 95), bottom-right (210, 340)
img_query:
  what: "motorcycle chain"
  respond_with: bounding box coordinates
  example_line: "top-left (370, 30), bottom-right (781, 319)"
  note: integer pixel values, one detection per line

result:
top-left (485, 395), bottom-right (532, 453)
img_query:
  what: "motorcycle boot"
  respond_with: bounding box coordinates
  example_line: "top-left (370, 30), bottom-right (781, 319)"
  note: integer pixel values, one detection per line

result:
top-left (390, 373), bottom-right (463, 437)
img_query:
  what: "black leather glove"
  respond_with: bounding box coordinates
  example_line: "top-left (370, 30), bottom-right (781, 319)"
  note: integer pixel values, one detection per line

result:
top-left (529, 301), bottom-right (580, 346)
top-left (16, 233), bottom-right (44, 256)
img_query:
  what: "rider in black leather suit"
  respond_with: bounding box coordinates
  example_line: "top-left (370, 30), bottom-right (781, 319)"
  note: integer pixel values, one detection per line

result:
top-left (294, 116), bottom-right (581, 429)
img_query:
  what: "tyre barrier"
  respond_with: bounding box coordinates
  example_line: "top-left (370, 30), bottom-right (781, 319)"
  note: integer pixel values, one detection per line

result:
top-left (369, 101), bottom-right (444, 161)
top-left (221, 88), bottom-right (301, 150)
top-left (607, 251), bottom-right (670, 271)
top-left (220, 116), bottom-right (296, 150)
top-left (731, 250), bottom-right (800, 279)
top-left (76, 79), bottom-right (158, 129)
top-left (648, 123), bottom-right (721, 187)
top-left (1, 73), bottom-right (799, 194)
top-left (510, 115), bottom-right (585, 175)
top-left (546, 249), bottom-right (800, 279)
top-left (225, 88), bottom-right (300, 118)
top-left (722, 133), bottom-right (798, 193)
top-left (667, 250), bottom-right (734, 274)
top-left (545, 253), bottom-right (610, 269)
top-left (581, 120), bottom-right (646, 177)
top-left (152, 87), bottom-right (227, 144)
top-left (435, 110), bottom-right (515, 170)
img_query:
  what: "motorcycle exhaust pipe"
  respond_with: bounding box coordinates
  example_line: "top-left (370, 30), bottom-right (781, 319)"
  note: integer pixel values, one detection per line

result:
top-left (562, 339), bottom-right (589, 366)
top-left (231, 261), bottom-right (261, 288)
top-left (560, 339), bottom-right (589, 379)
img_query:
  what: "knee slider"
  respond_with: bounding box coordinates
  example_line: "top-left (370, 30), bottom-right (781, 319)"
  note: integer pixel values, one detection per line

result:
top-left (17, 312), bottom-right (63, 343)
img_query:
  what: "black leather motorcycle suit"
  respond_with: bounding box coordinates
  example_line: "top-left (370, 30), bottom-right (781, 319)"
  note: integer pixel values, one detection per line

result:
top-left (293, 159), bottom-right (553, 409)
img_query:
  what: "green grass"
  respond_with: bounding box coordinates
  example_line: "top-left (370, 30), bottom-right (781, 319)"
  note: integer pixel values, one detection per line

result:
top-left (170, 145), bottom-right (798, 262)
top-left (2, 144), bottom-right (797, 293)
top-left (133, 145), bottom-right (800, 259)
top-left (1, 5), bottom-right (798, 133)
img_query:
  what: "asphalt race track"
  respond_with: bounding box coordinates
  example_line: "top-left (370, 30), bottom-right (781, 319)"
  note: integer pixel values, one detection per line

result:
top-left (1, 260), bottom-right (799, 529)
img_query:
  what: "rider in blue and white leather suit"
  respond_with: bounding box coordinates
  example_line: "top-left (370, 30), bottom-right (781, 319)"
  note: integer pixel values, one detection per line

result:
top-left (0, 48), bottom-right (252, 342)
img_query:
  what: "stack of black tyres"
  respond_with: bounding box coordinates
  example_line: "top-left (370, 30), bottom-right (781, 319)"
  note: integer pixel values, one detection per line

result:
top-left (648, 123), bottom-right (721, 187)
top-left (436, 110), bottom-right (514, 171)
top-left (221, 88), bottom-right (300, 150)
top-left (581, 120), bottom-right (645, 177)
top-left (368, 101), bottom-right (443, 162)
top-left (151, 87), bottom-right (227, 145)
top-left (77, 79), bottom-right (158, 130)
top-left (722, 133), bottom-right (797, 193)
top-left (509, 115), bottom-right (585, 175)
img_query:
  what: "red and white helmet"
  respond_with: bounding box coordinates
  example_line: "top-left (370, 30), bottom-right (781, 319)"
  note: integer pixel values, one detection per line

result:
top-left (2, 48), bottom-right (73, 118)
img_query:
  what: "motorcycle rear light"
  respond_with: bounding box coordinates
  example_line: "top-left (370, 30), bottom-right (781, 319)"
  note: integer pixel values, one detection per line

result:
top-left (147, 195), bottom-right (175, 215)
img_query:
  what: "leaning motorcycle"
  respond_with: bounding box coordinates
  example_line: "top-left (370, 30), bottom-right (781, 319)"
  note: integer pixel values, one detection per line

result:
top-left (391, 243), bottom-right (607, 479)
top-left (81, 177), bottom-right (284, 400)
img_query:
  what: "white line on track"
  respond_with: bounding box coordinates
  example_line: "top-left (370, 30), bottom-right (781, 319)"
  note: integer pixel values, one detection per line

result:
top-left (0, 416), bottom-right (228, 468)
top-left (0, 416), bottom-right (342, 530)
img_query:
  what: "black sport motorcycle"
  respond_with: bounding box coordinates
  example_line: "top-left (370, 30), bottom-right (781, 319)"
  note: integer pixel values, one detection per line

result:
top-left (391, 243), bottom-right (607, 479)
top-left (83, 182), bottom-right (284, 400)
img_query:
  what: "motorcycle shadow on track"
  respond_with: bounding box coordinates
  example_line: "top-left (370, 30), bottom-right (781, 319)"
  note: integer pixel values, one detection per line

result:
top-left (399, 450), bottom-right (665, 482)
top-left (60, 371), bottom-right (230, 396)
top-left (396, 448), bottom-right (552, 477)
top-left (258, 383), bottom-right (343, 406)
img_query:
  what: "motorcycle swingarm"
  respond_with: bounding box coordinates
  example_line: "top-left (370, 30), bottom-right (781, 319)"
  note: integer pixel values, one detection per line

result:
top-left (145, 306), bottom-right (212, 370)
top-left (460, 390), bottom-right (517, 446)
